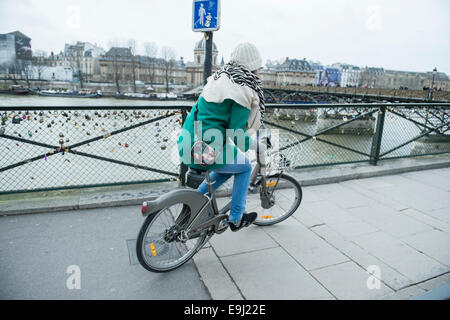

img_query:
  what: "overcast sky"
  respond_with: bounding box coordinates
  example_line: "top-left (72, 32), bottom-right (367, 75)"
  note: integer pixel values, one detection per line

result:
top-left (1, 0), bottom-right (449, 74)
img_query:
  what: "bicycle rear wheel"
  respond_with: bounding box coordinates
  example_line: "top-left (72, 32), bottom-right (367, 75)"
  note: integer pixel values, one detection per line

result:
top-left (250, 173), bottom-right (302, 226)
top-left (136, 202), bottom-right (207, 272)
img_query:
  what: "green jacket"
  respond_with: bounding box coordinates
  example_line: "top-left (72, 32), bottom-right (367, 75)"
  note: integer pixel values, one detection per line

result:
top-left (177, 96), bottom-right (253, 170)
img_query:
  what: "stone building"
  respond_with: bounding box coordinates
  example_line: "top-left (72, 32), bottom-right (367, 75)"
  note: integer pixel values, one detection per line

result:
top-left (259, 68), bottom-right (277, 87)
top-left (8, 31), bottom-right (32, 60)
top-left (185, 37), bottom-right (220, 87)
top-left (64, 41), bottom-right (105, 58)
top-left (377, 69), bottom-right (449, 91)
top-left (97, 46), bottom-right (186, 92)
top-left (0, 30), bottom-right (32, 74)
top-left (45, 41), bottom-right (105, 82)
top-left (57, 41), bottom-right (105, 82)
top-left (259, 57), bottom-right (316, 87)
top-left (423, 71), bottom-right (449, 91)
top-left (96, 40), bottom-right (217, 90)
top-left (0, 33), bottom-right (15, 73)
top-left (98, 47), bottom-right (134, 83)
top-left (379, 70), bottom-right (423, 90)
top-left (341, 65), bottom-right (361, 87)
top-left (278, 58), bottom-right (316, 86)
top-left (331, 63), bottom-right (361, 87)
top-left (359, 66), bottom-right (384, 88)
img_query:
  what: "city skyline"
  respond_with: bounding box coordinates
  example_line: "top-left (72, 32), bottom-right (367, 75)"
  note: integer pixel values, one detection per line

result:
top-left (0, 0), bottom-right (449, 74)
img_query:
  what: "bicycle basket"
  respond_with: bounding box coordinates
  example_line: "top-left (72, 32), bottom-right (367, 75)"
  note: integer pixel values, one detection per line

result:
top-left (264, 132), bottom-right (302, 172)
top-left (268, 153), bottom-right (292, 170)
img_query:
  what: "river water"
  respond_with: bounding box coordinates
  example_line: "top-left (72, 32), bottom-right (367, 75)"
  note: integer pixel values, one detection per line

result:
top-left (0, 95), bottom-right (431, 192)
top-left (0, 95), bottom-right (195, 107)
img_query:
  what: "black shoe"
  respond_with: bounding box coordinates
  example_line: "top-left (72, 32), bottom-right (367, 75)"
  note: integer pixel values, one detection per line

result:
top-left (229, 212), bottom-right (258, 232)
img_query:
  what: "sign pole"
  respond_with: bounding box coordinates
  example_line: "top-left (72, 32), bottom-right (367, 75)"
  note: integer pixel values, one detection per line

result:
top-left (203, 31), bottom-right (213, 85)
top-left (192, 0), bottom-right (220, 84)
top-left (182, 0), bottom-right (219, 186)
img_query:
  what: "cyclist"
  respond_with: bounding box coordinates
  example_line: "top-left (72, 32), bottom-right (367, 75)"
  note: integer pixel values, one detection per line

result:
top-left (177, 42), bottom-right (265, 232)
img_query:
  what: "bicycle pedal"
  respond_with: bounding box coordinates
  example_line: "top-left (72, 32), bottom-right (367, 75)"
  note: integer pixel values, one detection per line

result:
top-left (217, 219), bottom-right (229, 231)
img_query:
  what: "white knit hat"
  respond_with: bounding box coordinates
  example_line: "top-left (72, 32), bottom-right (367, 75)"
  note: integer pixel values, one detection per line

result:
top-left (230, 42), bottom-right (262, 72)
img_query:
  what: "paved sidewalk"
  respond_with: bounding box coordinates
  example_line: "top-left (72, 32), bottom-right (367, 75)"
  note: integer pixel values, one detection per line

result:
top-left (0, 204), bottom-right (211, 299)
top-left (1, 155), bottom-right (449, 300)
top-left (193, 167), bottom-right (450, 300)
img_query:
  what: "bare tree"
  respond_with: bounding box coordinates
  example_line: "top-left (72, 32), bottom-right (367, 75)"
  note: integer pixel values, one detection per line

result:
top-left (359, 67), bottom-right (369, 88)
top-left (8, 59), bottom-right (20, 84)
top-left (21, 60), bottom-right (33, 87)
top-left (12, 58), bottom-right (33, 87)
top-left (143, 41), bottom-right (158, 84)
top-left (161, 46), bottom-right (176, 93)
top-left (111, 49), bottom-right (123, 94)
top-left (32, 50), bottom-right (48, 82)
top-left (128, 39), bottom-right (138, 93)
top-left (107, 39), bottom-right (124, 94)
top-left (68, 51), bottom-right (85, 89)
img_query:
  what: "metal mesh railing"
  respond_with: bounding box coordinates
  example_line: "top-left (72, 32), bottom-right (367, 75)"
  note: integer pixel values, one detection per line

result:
top-left (1, 103), bottom-right (449, 194)
top-left (264, 105), bottom-right (377, 168)
top-left (264, 103), bottom-right (450, 169)
top-left (380, 105), bottom-right (450, 159)
top-left (0, 106), bottom-right (185, 193)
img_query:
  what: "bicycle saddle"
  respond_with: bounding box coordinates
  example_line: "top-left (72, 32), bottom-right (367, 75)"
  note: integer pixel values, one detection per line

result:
top-left (186, 167), bottom-right (207, 189)
top-left (188, 168), bottom-right (207, 174)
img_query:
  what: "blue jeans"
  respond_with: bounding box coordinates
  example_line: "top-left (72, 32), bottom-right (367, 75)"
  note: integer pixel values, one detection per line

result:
top-left (197, 151), bottom-right (252, 224)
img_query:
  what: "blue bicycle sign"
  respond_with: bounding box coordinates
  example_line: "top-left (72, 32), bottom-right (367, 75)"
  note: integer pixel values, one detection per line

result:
top-left (192, 0), bottom-right (221, 32)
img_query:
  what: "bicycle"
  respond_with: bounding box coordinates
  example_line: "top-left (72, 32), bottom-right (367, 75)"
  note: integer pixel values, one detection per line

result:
top-left (136, 136), bottom-right (303, 272)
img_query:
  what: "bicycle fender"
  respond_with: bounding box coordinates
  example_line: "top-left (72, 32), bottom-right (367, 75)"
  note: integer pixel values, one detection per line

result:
top-left (141, 189), bottom-right (209, 218)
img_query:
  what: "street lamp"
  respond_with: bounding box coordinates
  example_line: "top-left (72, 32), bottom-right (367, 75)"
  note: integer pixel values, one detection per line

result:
top-left (423, 67), bottom-right (437, 134)
top-left (428, 67), bottom-right (437, 100)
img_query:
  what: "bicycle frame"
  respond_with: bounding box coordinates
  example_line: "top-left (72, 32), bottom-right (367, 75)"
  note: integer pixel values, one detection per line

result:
top-left (136, 129), bottom-right (300, 273)
top-left (184, 158), bottom-right (280, 237)
top-left (141, 137), bottom-right (280, 240)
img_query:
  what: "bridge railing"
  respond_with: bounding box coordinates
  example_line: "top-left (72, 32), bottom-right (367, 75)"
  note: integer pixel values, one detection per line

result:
top-left (0, 106), bottom-right (184, 194)
top-left (263, 103), bottom-right (450, 170)
top-left (263, 85), bottom-right (450, 102)
top-left (1, 103), bottom-right (449, 194)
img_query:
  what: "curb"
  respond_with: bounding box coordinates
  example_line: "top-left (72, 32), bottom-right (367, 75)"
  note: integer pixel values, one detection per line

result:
top-left (294, 156), bottom-right (450, 187)
top-left (0, 182), bottom-right (179, 216)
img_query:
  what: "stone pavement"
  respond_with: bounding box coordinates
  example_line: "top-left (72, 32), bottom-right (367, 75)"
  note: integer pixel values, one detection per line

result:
top-left (193, 167), bottom-right (450, 300)
top-left (1, 155), bottom-right (450, 300)
top-left (0, 204), bottom-right (211, 299)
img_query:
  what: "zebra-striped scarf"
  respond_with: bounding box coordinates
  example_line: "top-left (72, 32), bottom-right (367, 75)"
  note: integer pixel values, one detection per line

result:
top-left (213, 62), bottom-right (265, 119)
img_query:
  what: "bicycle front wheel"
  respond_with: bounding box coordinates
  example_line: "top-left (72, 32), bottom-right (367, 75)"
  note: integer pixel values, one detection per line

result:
top-left (136, 202), bottom-right (207, 272)
top-left (250, 173), bottom-right (302, 226)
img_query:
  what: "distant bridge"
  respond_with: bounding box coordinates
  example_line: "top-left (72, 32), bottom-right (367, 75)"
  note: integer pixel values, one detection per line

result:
top-left (263, 85), bottom-right (450, 104)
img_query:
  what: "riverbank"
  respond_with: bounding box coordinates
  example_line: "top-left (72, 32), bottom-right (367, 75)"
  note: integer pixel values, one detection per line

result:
top-left (0, 93), bottom-right (195, 106)
top-left (0, 79), bottom-right (189, 97)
